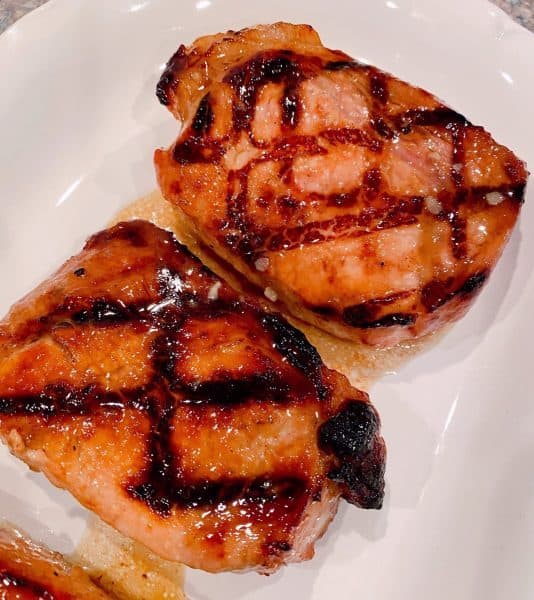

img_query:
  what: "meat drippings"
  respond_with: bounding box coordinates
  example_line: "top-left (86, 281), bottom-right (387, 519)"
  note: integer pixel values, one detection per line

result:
top-left (73, 518), bottom-right (184, 600)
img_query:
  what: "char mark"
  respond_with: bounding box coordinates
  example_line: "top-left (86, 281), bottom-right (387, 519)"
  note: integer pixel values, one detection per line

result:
top-left (260, 313), bottom-right (327, 399)
top-left (321, 128), bottom-right (383, 152)
top-left (223, 51), bottom-right (320, 133)
top-left (0, 384), bottom-right (133, 419)
top-left (128, 471), bottom-right (307, 515)
top-left (343, 309), bottom-right (416, 329)
top-left (319, 401), bottom-right (385, 509)
top-left (156, 44), bottom-right (187, 106)
top-left (192, 93), bottom-right (214, 134)
top-left (71, 299), bottom-right (133, 326)
top-left (324, 60), bottom-right (362, 71)
top-left (0, 569), bottom-right (52, 598)
top-left (338, 291), bottom-right (416, 330)
top-left (178, 372), bottom-right (292, 405)
top-left (369, 71), bottom-right (389, 104)
top-left (421, 270), bottom-right (488, 313)
top-left (172, 137), bottom-right (224, 165)
top-left (372, 107), bottom-right (470, 139)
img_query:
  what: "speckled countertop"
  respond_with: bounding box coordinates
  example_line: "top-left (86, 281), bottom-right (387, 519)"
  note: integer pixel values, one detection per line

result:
top-left (0, 0), bottom-right (533, 33)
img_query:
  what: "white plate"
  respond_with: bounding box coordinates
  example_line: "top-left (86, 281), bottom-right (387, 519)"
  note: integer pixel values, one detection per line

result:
top-left (0, 1), bottom-right (533, 598)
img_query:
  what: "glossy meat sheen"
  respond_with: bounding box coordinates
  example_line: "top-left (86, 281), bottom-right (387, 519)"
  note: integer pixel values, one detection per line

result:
top-left (0, 526), bottom-right (110, 599)
top-left (154, 22), bottom-right (528, 346)
top-left (0, 220), bottom-right (385, 573)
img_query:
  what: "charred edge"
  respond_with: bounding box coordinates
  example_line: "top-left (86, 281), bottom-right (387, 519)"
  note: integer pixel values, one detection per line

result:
top-left (192, 93), bottom-right (214, 134)
top-left (324, 60), bottom-right (362, 71)
top-left (260, 313), bottom-right (327, 400)
top-left (393, 107), bottom-right (470, 133)
top-left (156, 44), bottom-right (187, 106)
top-left (421, 270), bottom-right (488, 313)
top-left (477, 182), bottom-right (527, 205)
top-left (328, 436), bottom-right (386, 509)
top-left (172, 137), bottom-right (224, 165)
top-left (319, 401), bottom-right (385, 509)
top-left (223, 51), bottom-right (316, 133)
top-left (0, 569), bottom-right (53, 598)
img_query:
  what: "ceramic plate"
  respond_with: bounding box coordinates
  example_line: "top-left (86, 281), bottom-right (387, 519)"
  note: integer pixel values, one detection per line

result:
top-left (0, 1), bottom-right (533, 598)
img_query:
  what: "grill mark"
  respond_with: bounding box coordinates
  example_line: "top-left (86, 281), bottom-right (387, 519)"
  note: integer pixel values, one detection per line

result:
top-left (156, 44), bottom-right (187, 106)
top-left (223, 176), bottom-right (523, 261)
top-left (192, 93), bottom-right (214, 134)
top-left (393, 107), bottom-right (470, 133)
top-left (371, 107), bottom-right (470, 139)
top-left (172, 136), bottom-right (224, 164)
top-left (320, 128), bottom-right (383, 152)
top-left (0, 569), bottom-right (56, 599)
top-left (369, 70), bottom-right (389, 104)
top-left (260, 313), bottom-right (327, 399)
top-left (324, 60), bottom-right (363, 71)
top-left (223, 51), bottom-right (322, 135)
top-left (281, 84), bottom-right (300, 129)
top-left (237, 196), bottom-right (423, 257)
top-left (0, 384), bottom-right (137, 419)
top-left (421, 271), bottom-right (488, 313)
top-left (129, 471), bottom-right (308, 515)
top-left (1, 221), bottom-right (339, 516)
top-left (343, 310), bottom-right (416, 329)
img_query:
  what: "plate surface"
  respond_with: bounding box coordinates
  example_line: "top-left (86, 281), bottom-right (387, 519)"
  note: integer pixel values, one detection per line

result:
top-left (0, 1), bottom-right (533, 598)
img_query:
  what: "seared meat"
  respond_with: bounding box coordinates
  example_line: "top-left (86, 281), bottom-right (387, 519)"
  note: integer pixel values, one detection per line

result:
top-left (154, 22), bottom-right (528, 346)
top-left (0, 220), bottom-right (385, 573)
top-left (0, 525), bottom-right (110, 599)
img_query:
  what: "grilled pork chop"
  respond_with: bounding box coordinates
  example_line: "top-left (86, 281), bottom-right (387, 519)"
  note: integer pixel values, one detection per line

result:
top-left (155, 22), bottom-right (528, 346)
top-left (0, 525), bottom-right (110, 599)
top-left (0, 220), bottom-right (385, 573)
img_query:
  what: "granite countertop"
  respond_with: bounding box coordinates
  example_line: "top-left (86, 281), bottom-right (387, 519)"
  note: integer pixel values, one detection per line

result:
top-left (0, 0), bottom-right (533, 34)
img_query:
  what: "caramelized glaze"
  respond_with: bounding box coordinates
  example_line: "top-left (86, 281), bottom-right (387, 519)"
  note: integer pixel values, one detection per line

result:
top-left (154, 22), bottom-right (528, 346)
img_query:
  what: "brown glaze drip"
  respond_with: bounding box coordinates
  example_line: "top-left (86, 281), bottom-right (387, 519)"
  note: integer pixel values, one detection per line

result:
top-left (156, 45), bottom-right (187, 106)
